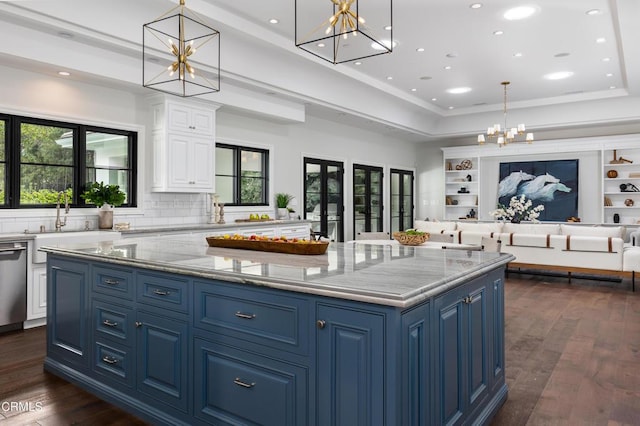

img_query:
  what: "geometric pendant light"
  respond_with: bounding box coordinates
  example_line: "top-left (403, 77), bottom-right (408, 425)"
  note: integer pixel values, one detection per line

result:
top-left (295, 0), bottom-right (393, 64)
top-left (143, 0), bottom-right (220, 97)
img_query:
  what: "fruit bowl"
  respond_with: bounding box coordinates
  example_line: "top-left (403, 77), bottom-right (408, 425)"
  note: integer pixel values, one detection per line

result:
top-left (206, 234), bottom-right (329, 255)
top-left (393, 231), bottom-right (430, 246)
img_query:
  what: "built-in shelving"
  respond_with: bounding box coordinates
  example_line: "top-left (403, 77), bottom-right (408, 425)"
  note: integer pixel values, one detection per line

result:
top-left (602, 148), bottom-right (640, 224)
top-left (443, 156), bottom-right (480, 220)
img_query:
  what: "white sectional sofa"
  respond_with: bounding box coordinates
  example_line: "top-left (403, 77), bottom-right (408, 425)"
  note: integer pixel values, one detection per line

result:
top-left (413, 220), bottom-right (639, 290)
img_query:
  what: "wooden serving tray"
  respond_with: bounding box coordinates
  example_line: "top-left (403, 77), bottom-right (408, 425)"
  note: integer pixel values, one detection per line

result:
top-left (234, 218), bottom-right (277, 223)
top-left (206, 237), bottom-right (329, 255)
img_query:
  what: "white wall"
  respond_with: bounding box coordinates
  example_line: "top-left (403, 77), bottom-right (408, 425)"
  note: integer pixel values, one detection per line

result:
top-left (0, 64), bottom-right (419, 238)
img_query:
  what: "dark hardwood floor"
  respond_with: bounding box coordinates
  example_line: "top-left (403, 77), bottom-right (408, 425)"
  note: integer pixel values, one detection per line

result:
top-left (1, 274), bottom-right (638, 425)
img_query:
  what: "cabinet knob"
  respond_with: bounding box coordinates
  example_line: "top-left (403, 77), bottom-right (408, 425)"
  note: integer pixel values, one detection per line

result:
top-left (316, 320), bottom-right (326, 329)
top-left (135, 321), bottom-right (143, 328)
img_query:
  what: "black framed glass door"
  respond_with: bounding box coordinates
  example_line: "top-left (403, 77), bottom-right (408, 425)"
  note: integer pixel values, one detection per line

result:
top-left (353, 164), bottom-right (383, 239)
top-left (390, 168), bottom-right (414, 234)
top-left (304, 158), bottom-right (344, 242)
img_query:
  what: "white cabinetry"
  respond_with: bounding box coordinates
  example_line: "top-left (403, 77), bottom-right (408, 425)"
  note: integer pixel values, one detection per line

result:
top-left (27, 266), bottom-right (47, 322)
top-left (150, 96), bottom-right (220, 193)
top-left (602, 148), bottom-right (640, 224)
top-left (443, 157), bottom-right (479, 221)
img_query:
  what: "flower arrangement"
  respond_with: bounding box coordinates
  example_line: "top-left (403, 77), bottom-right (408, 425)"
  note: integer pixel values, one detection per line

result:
top-left (490, 194), bottom-right (544, 223)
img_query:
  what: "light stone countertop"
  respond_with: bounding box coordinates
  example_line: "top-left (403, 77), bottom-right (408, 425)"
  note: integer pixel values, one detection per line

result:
top-left (119, 219), bottom-right (310, 236)
top-left (41, 235), bottom-right (514, 308)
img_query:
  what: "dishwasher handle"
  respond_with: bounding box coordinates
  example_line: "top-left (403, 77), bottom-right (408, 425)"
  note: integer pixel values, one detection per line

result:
top-left (0, 245), bottom-right (27, 254)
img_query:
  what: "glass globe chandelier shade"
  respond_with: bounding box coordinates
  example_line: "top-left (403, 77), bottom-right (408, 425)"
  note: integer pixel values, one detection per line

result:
top-left (295, 0), bottom-right (393, 64)
top-left (143, 0), bottom-right (220, 97)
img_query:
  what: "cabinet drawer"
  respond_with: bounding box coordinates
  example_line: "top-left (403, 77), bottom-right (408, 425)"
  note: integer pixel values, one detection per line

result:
top-left (278, 225), bottom-right (311, 239)
top-left (93, 265), bottom-right (134, 300)
top-left (93, 300), bottom-right (134, 342)
top-left (194, 338), bottom-right (308, 426)
top-left (94, 341), bottom-right (134, 388)
top-left (136, 272), bottom-right (189, 313)
top-left (194, 281), bottom-right (309, 355)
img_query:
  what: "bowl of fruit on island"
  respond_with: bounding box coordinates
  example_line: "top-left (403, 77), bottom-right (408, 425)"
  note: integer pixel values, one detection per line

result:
top-left (392, 229), bottom-right (430, 246)
top-left (206, 233), bottom-right (329, 255)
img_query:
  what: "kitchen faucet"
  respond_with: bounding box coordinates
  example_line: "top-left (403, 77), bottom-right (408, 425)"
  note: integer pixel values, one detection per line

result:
top-left (55, 191), bottom-right (70, 231)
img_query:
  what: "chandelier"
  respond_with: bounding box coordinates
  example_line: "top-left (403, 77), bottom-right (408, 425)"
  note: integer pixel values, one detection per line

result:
top-left (295, 0), bottom-right (393, 64)
top-left (478, 81), bottom-right (533, 146)
top-left (143, 0), bottom-right (220, 97)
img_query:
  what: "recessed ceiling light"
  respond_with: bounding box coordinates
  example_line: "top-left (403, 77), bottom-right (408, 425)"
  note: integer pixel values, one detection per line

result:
top-left (504, 6), bottom-right (537, 21)
top-left (493, 30), bottom-right (504, 36)
top-left (431, 98), bottom-right (437, 101)
top-left (371, 39), bottom-right (396, 50)
top-left (609, 85), bottom-right (616, 89)
top-left (416, 47), bottom-right (425, 52)
top-left (386, 76), bottom-right (393, 80)
top-left (554, 52), bottom-right (570, 58)
top-left (544, 71), bottom-right (574, 80)
top-left (470, 3), bottom-right (483, 9)
top-left (384, 25), bottom-right (392, 31)
top-left (447, 87), bottom-right (472, 94)
top-left (444, 65), bottom-right (452, 70)
top-left (606, 73), bottom-right (613, 77)
top-left (269, 18), bottom-right (279, 24)
top-left (317, 43), bottom-right (325, 48)
top-left (602, 57), bottom-right (611, 62)
top-left (586, 9), bottom-right (602, 16)
top-left (596, 37), bottom-right (606, 43)
top-left (410, 88), bottom-right (417, 92)
top-left (513, 52), bottom-right (523, 58)
top-left (57, 71), bottom-right (71, 76)
top-left (448, 106), bottom-right (455, 110)
top-left (419, 76), bottom-right (432, 80)
top-left (354, 61), bottom-right (362, 65)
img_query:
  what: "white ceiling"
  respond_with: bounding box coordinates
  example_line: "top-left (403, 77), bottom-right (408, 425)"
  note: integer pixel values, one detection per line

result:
top-left (0, 0), bottom-right (639, 143)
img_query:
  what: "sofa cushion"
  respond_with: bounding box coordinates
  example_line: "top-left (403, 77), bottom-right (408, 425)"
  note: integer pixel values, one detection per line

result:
top-left (560, 224), bottom-right (624, 239)
top-left (456, 221), bottom-right (503, 234)
top-left (414, 220), bottom-right (457, 233)
top-left (502, 223), bottom-right (561, 235)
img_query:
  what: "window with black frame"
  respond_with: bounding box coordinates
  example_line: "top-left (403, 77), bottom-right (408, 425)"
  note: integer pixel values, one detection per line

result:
top-left (215, 143), bottom-right (269, 206)
top-left (0, 114), bottom-right (136, 208)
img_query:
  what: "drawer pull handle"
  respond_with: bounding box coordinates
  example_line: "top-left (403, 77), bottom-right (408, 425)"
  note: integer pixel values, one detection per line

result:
top-left (103, 320), bottom-right (118, 327)
top-left (102, 356), bottom-right (118, 365)
top-left (235, 311), bottom-right (256, 320)
top-left (233, 378), bottom-right (256, 388)
top-left (153, 289), bottom-right (170, 296)
top-left (104, 279), bottom-right (120, 286)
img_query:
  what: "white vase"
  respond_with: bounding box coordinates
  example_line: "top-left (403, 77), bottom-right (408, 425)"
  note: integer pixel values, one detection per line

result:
top-left (98, 205), bottom-right (114, 229)
top-left (277, 207), bottom-right (288, 219)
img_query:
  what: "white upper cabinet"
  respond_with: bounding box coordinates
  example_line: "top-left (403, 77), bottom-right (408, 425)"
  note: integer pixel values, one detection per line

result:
top-left (149, 96), bottom-right (220, 193)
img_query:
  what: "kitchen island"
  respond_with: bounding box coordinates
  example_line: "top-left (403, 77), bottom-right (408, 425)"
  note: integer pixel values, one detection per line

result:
top-left (43, 235), bottom-right (513, 425)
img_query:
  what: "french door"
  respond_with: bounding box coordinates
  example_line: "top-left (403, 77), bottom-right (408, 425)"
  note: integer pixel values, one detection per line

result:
top-left (304, 158), bottom-right (344, 242)
top-left (353, 164), bottom-right (383, 239)
top-left (390, 169), bottom-right (414, 235)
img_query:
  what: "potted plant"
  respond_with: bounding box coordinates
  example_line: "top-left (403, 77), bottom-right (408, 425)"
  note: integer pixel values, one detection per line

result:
top-left (81, 181), bottom-right (126, 229)
top-left (275, 193), bottom-right (294, 219)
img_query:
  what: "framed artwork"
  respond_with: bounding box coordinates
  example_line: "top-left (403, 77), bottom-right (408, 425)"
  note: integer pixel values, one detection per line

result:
top-left (498, 159), bottom-right (579, 221)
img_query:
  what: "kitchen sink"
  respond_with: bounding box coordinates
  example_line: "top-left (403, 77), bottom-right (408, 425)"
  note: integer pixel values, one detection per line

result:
top-left (31, 231), bottom-right (122, 264)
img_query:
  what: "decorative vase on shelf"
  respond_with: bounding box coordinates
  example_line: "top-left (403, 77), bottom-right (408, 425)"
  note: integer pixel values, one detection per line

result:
top-left (98, 205), bottom-right (114, 229)
top-left (277, 207), bottom-right (289, 219)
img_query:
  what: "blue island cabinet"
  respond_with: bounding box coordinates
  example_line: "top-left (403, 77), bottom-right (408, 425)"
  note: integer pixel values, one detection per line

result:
top-left (45, 253), bottom-right (507, 426)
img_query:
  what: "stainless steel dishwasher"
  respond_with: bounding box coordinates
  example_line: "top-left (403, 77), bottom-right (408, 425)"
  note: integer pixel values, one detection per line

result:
top-left (0, 241), bottom-right (27, 332)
